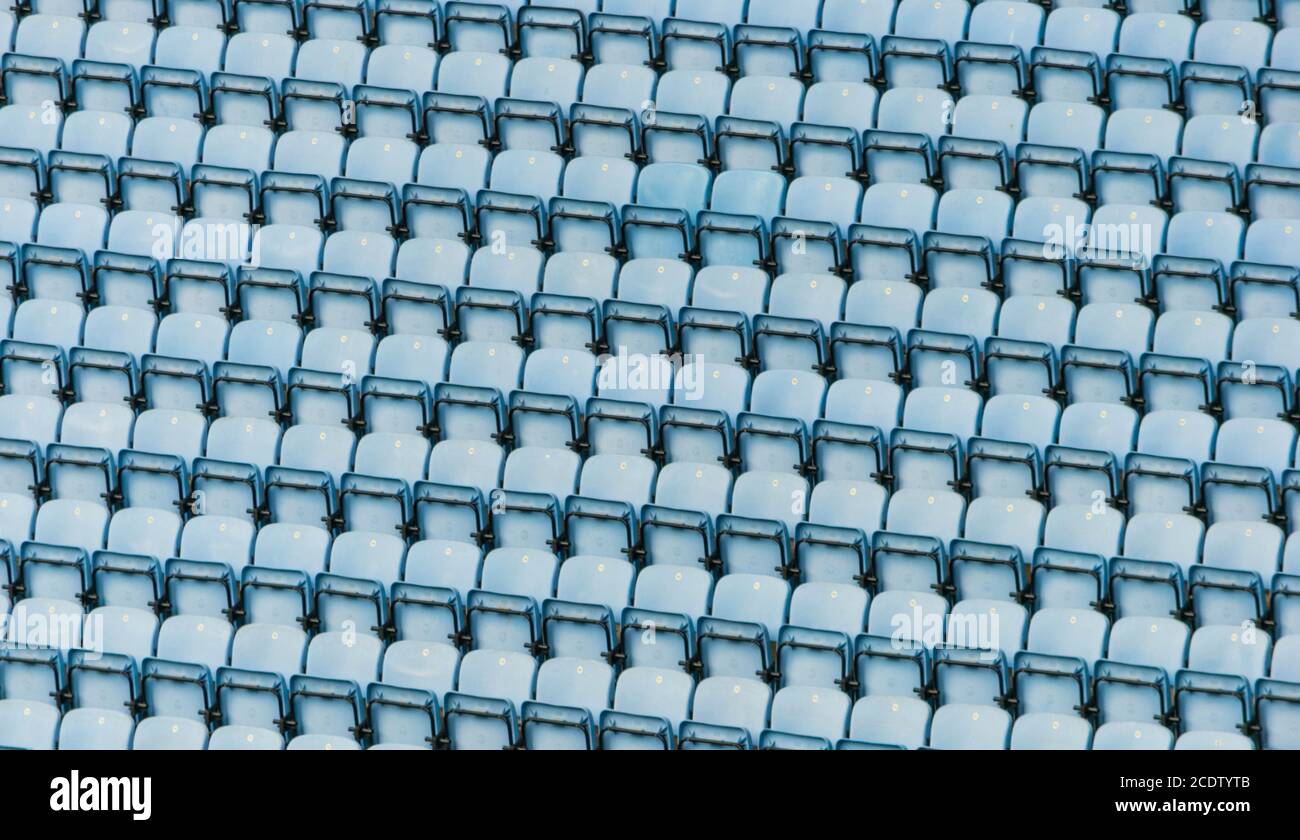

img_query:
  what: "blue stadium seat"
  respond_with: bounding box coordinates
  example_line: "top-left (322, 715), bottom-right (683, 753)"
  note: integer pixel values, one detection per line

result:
top-left (132, 717), bottom-right (211, 750)
top-left (1010, 713), bottom-right (1093, 750)
top-left (57, 708), bottom-right (135, 750)
top-left (445, 648), bottom-right (536, 750)
top-left (680, 676), bottom-right (771, 749)
top-left (521, 657), bottom-right (613, 750)
top-left (600, 666), bottom-right (694, 750)
top-left (1093, 721), bottom-right (1174, 750)
top-left (1177, 623), bottom-right (1272, 734)
top-left (929, 704), bottom-right (1012, 750)
top-left (848, 695), bottom-right (932, 748)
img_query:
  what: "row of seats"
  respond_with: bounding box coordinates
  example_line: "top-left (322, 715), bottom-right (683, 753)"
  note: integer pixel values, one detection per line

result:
top-left (9, 499), bottom-right (1300, 635)
top-left (4, 169), bottom-right (1297, 325)
top-left (3, 137), bottom-right (1297, 259)
top-left (11, 329), bottom-right (1300, 571)
top-left (5, 446), bottom-right (1300, 630)
top-left (3, 49), bottom-right (1297, 183)
top-left (9, 246), bottom-right (1300, 367)
top-left (4, 51), bottom-right (1297, 208)
top-left (6, 13), bottom-right (1300, 111)
top-left (6, 0), bottom-right (1298, 81)
top-left (14, 339), bottom-right (1300, 519)
top-left (2, 596), bottom-right (1296, 748)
